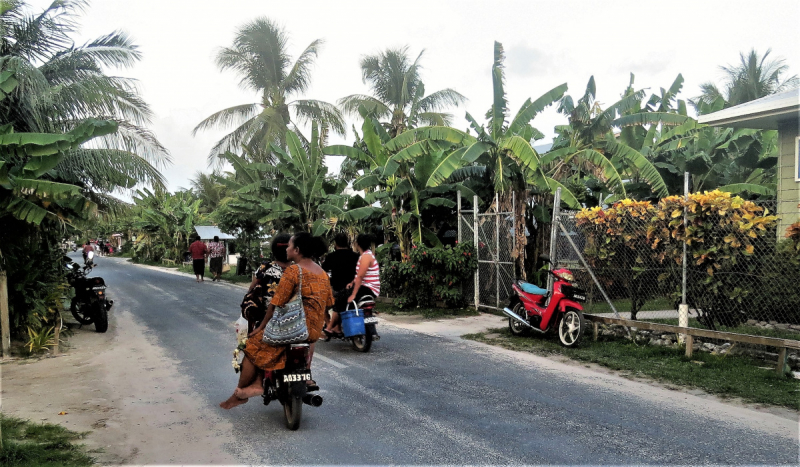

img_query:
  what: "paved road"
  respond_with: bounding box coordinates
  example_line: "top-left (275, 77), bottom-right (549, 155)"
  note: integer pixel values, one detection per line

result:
top-left (87, 255), bottom-right (797, 465)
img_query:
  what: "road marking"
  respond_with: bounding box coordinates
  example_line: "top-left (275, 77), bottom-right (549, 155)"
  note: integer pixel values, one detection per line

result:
top-left (313, 352), bottom-right (347, 369)
top-left (385, 386), bottom-right (404, 396)
top-left (206, 307), bottom-right (228, 317)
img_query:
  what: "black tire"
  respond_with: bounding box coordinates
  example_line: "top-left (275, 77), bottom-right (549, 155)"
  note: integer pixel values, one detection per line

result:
top-left (283, 382), bottom-right (305, 430)
top-left (508, 302), bottom-right (531, 336)
top-left (94, 302), bottom-right (108, 333)
top-left (351, 333), bottom-right (372, 352)
top-left (70, 298), bottom-right (94, 325)
top-left (558, 307), bottom-right (585, 347)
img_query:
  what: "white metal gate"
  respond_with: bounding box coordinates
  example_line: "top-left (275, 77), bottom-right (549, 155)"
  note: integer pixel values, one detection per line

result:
top-left (458, 192), bottom-right (515, 310)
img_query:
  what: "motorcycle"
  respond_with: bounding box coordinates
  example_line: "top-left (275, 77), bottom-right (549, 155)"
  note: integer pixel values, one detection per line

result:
top-left (325, 296), bottom-right (380, 352)
top-left (65, 258), bottom-right (113, 333)
top-left (261, 343), bottom-right (322, 430)
top-left (502, 255), bottom-right (587, 347)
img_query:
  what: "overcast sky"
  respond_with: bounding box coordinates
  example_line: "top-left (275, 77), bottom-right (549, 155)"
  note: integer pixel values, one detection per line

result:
top-left (28, 0), bottom-right (800, 194)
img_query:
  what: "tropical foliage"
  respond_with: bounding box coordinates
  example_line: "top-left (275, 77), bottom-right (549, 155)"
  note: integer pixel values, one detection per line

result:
top-left (0, 1), bottom-right (168, 338)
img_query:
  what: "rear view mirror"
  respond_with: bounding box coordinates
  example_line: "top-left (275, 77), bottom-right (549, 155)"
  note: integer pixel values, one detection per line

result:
top-left (539, 254), bottom-right (551, 263)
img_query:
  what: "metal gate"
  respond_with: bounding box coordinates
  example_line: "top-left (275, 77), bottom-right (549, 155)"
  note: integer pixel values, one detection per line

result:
top-left (458, 192), bottom-right (515, 310)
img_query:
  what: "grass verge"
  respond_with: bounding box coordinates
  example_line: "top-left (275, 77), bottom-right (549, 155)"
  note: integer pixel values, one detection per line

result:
top-left (463, 327), bottom-right (800, 410)
top-left (375, 302), bottom-right (479, 320)
top-left (0, 416), bottom-right (94, 466)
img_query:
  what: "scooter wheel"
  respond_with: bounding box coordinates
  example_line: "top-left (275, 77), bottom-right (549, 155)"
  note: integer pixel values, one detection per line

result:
top-left (351, 333), bottom-right (372, 352)
top-left (558, 308), bottom-right (585, 347)
top-left (283, 382), bottom-right (305, 430)
top-left (508, 302), bottom-right (531, 336)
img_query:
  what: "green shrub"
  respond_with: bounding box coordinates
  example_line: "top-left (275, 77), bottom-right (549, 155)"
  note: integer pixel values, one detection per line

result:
top-left (380, 242), bottom-right (478, 308)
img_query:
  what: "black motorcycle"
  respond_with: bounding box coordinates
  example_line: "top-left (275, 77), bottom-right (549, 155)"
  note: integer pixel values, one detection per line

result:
top-left (66, 259), bottom-right (112, 333)
top-left (261, 343), bottom-right (322, 430)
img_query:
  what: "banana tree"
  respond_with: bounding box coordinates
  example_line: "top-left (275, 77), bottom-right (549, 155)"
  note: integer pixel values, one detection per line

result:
top-left (325, 114), bottom-right (477, 259)
top-left (131, 188), bottom-right (202, 261)
top-left (437, 42), bottom-right (568, 275)
top-left (547, 74), bottom-right (672, 205)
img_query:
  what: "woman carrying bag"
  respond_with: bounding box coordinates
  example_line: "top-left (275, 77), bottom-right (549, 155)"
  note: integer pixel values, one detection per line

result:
top-left (220, 232), bottom-right (333, 409)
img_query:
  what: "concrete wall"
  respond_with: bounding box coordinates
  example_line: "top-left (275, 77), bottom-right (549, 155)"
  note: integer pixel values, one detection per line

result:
top-left (777, 121), bottom-right (800, 235)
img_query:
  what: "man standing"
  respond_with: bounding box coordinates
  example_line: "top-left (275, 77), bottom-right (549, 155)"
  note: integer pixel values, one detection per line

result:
top-left (208, 235), bottom-right (225, 282)
top-left (189, 236), bottom-right (208, 282)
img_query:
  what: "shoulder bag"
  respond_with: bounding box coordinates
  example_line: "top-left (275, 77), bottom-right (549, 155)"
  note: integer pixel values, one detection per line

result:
top-left (261, 266), bottom-right (309, 345)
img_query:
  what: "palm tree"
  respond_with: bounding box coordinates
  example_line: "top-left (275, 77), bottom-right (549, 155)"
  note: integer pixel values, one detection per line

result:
top-left (692, 48), bottom-right (799, 112)
top-left (189, 171), bottom-right (229, 213)
top-left (0, 0), bottom-right (170, 210)
top-left (193, 18), bottom-right (345, 165)
top-left (339, 47), bottom-right (466, 137)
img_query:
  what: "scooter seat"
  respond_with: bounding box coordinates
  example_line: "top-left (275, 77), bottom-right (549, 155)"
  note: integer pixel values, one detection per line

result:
top-left (519, 281), bottom-right (548, 296)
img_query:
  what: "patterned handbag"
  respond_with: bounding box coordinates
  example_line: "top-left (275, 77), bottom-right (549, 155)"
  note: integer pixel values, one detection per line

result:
top-left (262, 266), bottom-right (309, 345)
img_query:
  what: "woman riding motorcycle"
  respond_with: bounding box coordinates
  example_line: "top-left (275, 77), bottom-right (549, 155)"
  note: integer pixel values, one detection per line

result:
top-left (324, 233), bottom-right (380, 337)
top-left (220, 232), bottom-right (334, 409)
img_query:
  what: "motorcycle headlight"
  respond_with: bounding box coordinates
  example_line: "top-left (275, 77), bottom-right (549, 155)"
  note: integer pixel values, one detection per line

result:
top-left (557, 272), bottom-right (574, 282)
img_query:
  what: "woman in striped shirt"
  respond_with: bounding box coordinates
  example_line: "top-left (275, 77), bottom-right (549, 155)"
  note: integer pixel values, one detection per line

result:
top-left (325, 233), bottom-right (380, 337)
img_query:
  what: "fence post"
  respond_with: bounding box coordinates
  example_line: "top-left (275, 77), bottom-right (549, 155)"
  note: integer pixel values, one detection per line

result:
top-left (547, 188), bottom-right (562, 295)
top-left (457, 190), bottom-right (462, 244)
top-left (678, 172), bottom-right (690, 345)
top-left (495, 193), bottom-right (500, 309)
top-left (473, 195), bottom-right (479, 310)
top-left (1, 270), bottom-right (9, 359)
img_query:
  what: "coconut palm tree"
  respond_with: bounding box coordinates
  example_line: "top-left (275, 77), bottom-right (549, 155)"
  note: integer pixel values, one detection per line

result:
top-left (692, 48), bottom-right (799, 111)
top-left (0, 0), bottom-right (169, 210)
top-left (193, 18), bottom-right (345, 165)
top-left (338, 47), bottom-right (466, 137)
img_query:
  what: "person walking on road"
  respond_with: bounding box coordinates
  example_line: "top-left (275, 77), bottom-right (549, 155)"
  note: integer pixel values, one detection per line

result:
top-left (189, 236), bottom-right (208, 282)
top-left (208, 235), bottom-right (225, 282)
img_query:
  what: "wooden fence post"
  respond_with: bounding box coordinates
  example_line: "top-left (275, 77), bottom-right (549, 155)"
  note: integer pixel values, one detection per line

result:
top-left (1, 270), bottom-right (9, 360)
top-left (685, 335), bottom-right (693, 358)
top-left (776, 348), bottom-right (787, 375)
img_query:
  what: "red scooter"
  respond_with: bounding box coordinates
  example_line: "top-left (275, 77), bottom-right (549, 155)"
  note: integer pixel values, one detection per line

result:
top-left (503, 255), bottom-right (587, 347)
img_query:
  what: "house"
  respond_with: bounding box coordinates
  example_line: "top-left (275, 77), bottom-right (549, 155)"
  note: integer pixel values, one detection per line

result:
top-left (698, 88), bottom-right (800, 235)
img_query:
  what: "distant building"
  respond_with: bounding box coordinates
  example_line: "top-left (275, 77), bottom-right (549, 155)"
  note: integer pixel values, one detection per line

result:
top-left (698, 88), bottom-right (800, 235)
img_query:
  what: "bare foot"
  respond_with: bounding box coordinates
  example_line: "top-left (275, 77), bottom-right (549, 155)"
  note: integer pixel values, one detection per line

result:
top-left (235, 385), bottom-right (264, 399)
top-left (219, 393), bottom-right (248, 410)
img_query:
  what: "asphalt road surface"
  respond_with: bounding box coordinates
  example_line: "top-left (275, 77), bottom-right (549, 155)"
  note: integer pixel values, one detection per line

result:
top-left (87, 255), bottom-right (798, 465)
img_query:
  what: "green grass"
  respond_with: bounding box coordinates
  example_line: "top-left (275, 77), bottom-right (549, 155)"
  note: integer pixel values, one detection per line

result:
top-left (463, 327), bottom-right (800, 410)
top-left (642, 318), bottom-right (800, 341)
top-left (0, 416), bottom-right (94, 466)
top-left (375, 302), bottom-right (480, 320)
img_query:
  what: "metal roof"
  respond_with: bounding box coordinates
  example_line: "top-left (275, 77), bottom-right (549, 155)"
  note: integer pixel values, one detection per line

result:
top-left (697, 88), bottom-right (800, 129)
top-left (194, 225), bottom-right (236, 240)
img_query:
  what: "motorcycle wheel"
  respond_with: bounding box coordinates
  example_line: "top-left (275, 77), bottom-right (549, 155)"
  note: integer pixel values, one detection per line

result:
top-left (558, 308), bottom-right (585, 347)
top-left (94, 302), bottom-right (108, 333)
top-left (508, 302), bottom-right (531, 336)
top-left (283, 382), bottom-right (305, 431)
top-left (70, 298), bottom-right (95, 325)
top-left (351, 333), bottom-right (372, 352)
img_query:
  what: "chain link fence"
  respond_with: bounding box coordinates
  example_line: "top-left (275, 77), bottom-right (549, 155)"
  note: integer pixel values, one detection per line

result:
top-left (553, 198), bottom-right (799, 366)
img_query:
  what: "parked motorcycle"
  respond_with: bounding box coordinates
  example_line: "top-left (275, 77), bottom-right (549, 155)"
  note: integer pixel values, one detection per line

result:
top-left (66, 259), bottom-right (113, 333)
top-left (503, 255), bottom-right (587, 347)
top-left (261, 343), bottom-right (322, 430)
top-left (325, 296), bottom-right (380, 352)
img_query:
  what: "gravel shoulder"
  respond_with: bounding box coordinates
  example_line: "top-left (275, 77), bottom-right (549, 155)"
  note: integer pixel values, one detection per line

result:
top-left (1, 308), bottom-right (245, 465)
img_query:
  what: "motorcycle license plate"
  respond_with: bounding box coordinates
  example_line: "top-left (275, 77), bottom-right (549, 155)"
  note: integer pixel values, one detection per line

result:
top-left (363, 317), bottom-right (379, 324)
top-left (282, 372), bottom-right (312, 383)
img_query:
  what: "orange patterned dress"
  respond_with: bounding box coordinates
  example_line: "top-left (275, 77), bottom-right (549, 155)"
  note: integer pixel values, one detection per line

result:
top-left (243, 264), bottom-right (334, 371)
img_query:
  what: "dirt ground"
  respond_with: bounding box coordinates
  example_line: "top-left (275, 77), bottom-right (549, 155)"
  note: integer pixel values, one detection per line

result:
top-left (1, 310), bottom-right (244, 465)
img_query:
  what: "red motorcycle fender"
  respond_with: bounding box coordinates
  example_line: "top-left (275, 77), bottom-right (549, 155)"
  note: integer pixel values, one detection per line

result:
top-left (558, 299), bottom-right (583, 312)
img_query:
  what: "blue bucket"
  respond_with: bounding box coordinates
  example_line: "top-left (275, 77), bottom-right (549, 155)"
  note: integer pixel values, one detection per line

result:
top-left (340, 307), bottom-right (366, 337)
